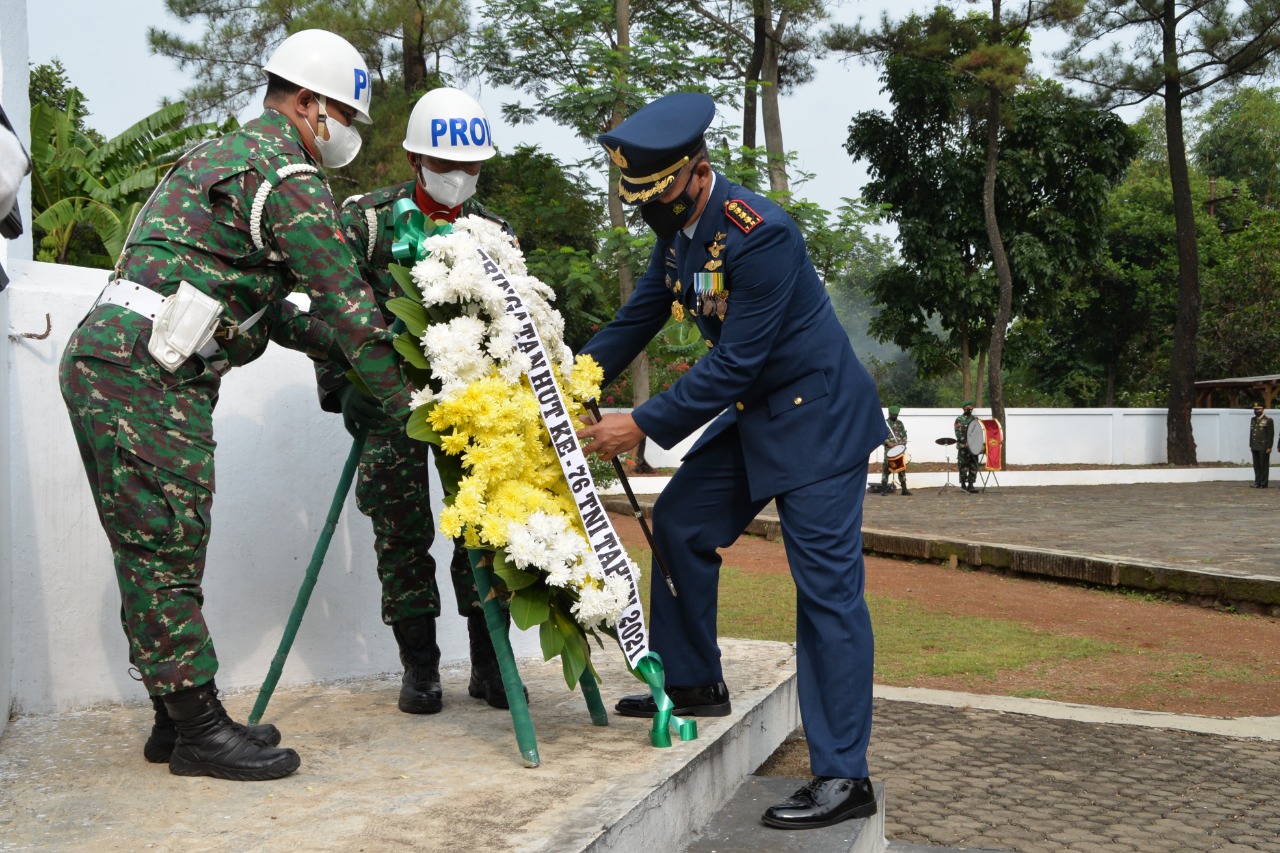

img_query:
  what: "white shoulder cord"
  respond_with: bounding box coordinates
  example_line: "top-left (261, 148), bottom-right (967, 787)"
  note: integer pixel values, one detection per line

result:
top-left (364, 207), bottom-right (378, 261)
top-left (339, 194), bottom-right (377, 262)
top-left (338, 194), bottom-right (377, 262)
top-left (250, 163), bottom-right (321, 261)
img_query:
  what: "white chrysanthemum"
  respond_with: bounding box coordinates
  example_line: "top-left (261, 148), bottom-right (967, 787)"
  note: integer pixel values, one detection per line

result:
top-left (408, 386), bottom-right (436, 410)
top-left (505, 511), bottom-right (589, 581)
top-left (456, 216), bottom-right (528, 275)
top-left (571, 580), bottom-right (628, 630)
top-left (422, 315), bottom-right (494, 389)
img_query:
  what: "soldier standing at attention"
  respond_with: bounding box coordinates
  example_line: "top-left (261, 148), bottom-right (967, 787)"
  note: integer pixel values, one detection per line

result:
top-left (576, 93), bottom-right (886, 830)
top-left (318, 88), bottom-right (517, 714)
top-left (954, 400), bottom-right (980, 494)
top-left (58, 30), bottom-right (413, 782)
top-left (1249, 402), bottom-right (1274, 488)
top-left (878, 404), bottom-right (910, 496)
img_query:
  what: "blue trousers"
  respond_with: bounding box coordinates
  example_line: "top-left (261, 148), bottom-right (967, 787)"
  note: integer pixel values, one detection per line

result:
top-left (649, 426), bottom-right (874, 778)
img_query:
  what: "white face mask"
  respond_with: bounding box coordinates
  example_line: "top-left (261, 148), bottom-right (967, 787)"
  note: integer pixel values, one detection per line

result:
top-left (419, 166), bottom-right (479, 208)
top-left (308, 96), bottom-right (362, 169)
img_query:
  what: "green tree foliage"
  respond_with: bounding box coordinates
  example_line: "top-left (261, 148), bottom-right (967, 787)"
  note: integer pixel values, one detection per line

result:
top-left (1059, 0), bottom-right (1280, 463)
top-left (831, 1), bottom-right (1085, 433)
top-left (27, 59), bottom-right (101, 143)
top-left (28, 63), bottom-right (225, 267)
top-left (680, 0), bottom-right (831, 193)
top-left (849, 53), bottom-right (1135, 408)
top-left (1198, 210), bottom-right (1280, 380)
top-left (469, 0), bottom-right (728, 422)
top-left (1192, 87), bottom-right (1280, 209)
top-left (477, 144), bottom-right (613, 351)
top-left (149, 0), bottom-right (468, 120)
top-left (1010, 108), bottom-right (1230, 406)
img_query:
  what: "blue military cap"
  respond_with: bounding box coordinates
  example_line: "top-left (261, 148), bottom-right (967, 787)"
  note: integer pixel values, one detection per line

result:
top-left (598, 92), bottom-right (716, 205)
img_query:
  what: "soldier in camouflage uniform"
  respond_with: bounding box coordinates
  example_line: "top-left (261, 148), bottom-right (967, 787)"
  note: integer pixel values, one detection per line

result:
top-left (1249, 402), bottom-right (1274, 488)
top-left (954, 400), bottom-right (980, 493)
top-left (319, 88), bottom-right (517, 714)
top-left (878, 405), bottom-right (910, 496)
top-left (57, 30), bottom-right (409, 782)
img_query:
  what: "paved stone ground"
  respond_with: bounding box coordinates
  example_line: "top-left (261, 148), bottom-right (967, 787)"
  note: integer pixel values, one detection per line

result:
top-left (859, 480), bottom-right (1280, 581)
top-left (867, 699), bottom-right (1280, 852)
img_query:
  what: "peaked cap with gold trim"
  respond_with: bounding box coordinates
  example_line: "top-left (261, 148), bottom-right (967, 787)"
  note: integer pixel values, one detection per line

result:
top-left (598, 92), bottom-right (715, 205)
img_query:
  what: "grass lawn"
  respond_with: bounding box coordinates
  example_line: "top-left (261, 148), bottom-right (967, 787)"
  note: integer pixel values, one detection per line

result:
top-left (628, 546), bottom-right (1114, 690)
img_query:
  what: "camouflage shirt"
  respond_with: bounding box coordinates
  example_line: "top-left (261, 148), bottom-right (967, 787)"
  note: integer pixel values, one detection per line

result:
top-left (112, 109), bottom-right (412, 418)
top-left (315, 182), bottom-right (514, 410)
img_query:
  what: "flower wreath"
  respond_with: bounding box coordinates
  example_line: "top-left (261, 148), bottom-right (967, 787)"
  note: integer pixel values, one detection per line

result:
top-left (383, 212), bottom-right (636, 687)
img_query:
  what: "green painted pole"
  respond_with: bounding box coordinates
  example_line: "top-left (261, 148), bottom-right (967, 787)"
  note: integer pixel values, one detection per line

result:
top-left (468, 550), bottom-right (540, 767)
top-left (248, 427), bottom-right (367, 726)
top-left (579, 670), bottom-right (608, 726)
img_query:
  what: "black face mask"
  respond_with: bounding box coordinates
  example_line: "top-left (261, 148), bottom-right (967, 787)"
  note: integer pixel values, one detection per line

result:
top-left (639, 166), bottom-right (700, 239)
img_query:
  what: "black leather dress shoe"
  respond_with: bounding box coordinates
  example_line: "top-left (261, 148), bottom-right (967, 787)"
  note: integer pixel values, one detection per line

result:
top-left (761, 776), bottom-right (877, 829)
top-left (614, 681), bottom-right (731, 718)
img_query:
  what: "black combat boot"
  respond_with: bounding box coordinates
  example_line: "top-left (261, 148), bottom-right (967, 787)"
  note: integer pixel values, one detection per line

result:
top-left (467, 610), bottom-right (527, 709)
top-left (163, 682), bottom-right (300, 781)
top-left (144, 685), bottom-right (282, 763)
top-left (392, 615), bottom-right (443, 714)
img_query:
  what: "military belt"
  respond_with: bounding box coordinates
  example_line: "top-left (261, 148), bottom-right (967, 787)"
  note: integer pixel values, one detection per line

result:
top-left (97, 279), bottom-right (268, 373)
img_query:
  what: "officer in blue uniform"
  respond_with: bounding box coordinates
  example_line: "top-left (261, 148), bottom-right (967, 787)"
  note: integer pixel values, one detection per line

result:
top-left (576, 93), bottom-right (886, 830)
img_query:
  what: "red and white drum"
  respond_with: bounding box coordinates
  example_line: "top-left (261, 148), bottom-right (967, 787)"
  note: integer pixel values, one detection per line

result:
top-left (965, 418), bottom-right (1004, 470)
top-left (885, 444), bottom-right (908, 474)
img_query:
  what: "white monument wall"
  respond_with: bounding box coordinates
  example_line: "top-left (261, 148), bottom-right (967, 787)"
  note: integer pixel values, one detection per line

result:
top-left (3, 263), bottom-right (540, 719)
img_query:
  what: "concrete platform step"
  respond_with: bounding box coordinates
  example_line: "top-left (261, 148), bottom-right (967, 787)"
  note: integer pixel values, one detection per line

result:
top-left (683, 776), bottom-right (885, 853)
top-left (0, 639), bottom-right (803, 852)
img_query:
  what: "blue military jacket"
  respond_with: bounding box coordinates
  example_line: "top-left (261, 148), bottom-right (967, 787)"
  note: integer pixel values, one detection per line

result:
top-left (581, 174), bottom-right (886, 501)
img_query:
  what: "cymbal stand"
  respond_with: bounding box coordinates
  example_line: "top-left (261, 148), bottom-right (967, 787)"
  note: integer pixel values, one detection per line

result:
top-left (938, 451), bottom-right (960, 494)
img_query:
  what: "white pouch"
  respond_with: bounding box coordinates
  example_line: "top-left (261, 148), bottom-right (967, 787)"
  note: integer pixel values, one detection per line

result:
top-left (147, 281), bottom-right (224, 372)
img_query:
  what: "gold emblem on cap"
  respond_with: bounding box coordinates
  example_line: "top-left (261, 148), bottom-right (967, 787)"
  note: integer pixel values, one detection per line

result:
top-left (605, 144), bottom-right (629, 169)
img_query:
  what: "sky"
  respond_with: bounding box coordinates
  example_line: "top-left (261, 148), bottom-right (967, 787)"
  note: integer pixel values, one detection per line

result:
top-left (21, 0), bottom-right (973, 217)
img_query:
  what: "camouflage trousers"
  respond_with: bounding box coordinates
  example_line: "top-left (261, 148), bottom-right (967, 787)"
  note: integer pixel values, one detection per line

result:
top-left (59, 307), bottom-right (221, 697)
top-left (957, 448), bottom-right (979, 488)
top-left (355, 425), bottom-right (479, 624)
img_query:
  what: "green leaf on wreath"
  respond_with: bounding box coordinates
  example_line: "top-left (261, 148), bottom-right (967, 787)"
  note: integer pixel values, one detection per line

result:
top-left (550, 601), bottom-right (588, 686)
top-left (492, 552), bottom-right (540, 591)
top-left (405, 364), bottom-right (433, 390)
top-left (386, 297), bottom-right (428, 337)
top-left (393, 332), bottom-right (429, 369)
top-left (539, 620), bottom-right (565, 661)
top-left (387, 263), bottom-right (422, 303)
top-left (510, 585), bottom-right (550, 631)
top-left (560, 630), bottom-right (588, 689)
top-left (406, 405), bottom-right (441, 444)
top-left (433, 449), bottom-right (464, 502)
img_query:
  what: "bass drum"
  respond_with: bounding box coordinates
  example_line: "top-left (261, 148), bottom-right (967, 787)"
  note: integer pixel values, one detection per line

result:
top-left (965, 419), bottom-right (986, 456)
top-left (885, 444), bottom-right (908, 474)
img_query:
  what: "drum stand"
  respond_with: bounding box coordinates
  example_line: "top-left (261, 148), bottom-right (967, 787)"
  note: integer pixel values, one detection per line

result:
top-left (978, 466), bottom-right (1001, 492)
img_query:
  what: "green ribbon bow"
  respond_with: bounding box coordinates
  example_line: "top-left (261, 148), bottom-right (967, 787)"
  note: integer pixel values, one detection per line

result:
top-left (390, 197), bottom-right (452, 263)
top-left (635, 652), bottom-right (698, 747)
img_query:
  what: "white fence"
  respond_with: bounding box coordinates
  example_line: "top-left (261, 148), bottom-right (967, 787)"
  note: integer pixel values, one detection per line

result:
top-left (0, 262), bottom-right (1262, 733)
top-left (639, 408), bottom-right (1256, 470)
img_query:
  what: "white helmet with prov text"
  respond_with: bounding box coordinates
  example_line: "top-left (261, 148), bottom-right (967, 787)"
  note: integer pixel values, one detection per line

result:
top-left (263, 29), bottom-right (373, 124)
top-left (403, 88), bottom-right (496, 161)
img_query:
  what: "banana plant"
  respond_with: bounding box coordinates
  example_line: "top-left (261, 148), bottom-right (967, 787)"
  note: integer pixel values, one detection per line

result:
top-left (29, 91), bottom-right (230, 266)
